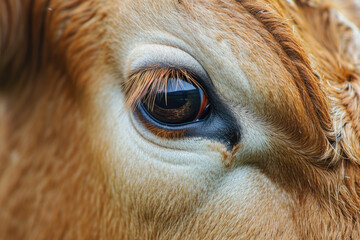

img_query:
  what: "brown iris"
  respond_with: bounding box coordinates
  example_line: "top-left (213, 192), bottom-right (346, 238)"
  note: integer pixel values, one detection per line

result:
top-left (141, 77), bottom-right (210, 125)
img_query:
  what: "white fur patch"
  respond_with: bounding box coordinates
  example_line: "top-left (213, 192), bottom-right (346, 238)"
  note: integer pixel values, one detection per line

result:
top-left (125, 44), bottom-right (208, 78)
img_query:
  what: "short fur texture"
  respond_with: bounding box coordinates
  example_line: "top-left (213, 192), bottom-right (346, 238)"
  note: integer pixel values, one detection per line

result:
top-left (1, 0), bottom-right (360, 239)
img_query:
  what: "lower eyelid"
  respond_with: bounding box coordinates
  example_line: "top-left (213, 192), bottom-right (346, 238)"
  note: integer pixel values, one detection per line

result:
top-left (134, 100), bottom-right (241, 151)
top-left (135, 109), bottom-right (187, 139)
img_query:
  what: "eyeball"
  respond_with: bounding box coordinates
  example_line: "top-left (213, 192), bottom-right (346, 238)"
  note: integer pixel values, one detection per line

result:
top-left (141, 77), bottom-right (210, 125)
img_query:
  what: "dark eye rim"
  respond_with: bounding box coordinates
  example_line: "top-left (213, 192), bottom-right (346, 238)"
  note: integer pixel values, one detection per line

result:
top-left (134, 93), bottom-right (241, 150)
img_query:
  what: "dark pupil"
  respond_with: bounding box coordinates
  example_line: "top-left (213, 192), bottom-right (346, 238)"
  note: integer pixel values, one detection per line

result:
top-left (143, 78), bottom-right (203, 125)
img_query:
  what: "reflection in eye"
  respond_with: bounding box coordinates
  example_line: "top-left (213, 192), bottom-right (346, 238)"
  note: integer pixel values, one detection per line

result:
top-left (142, 77), bottom-right (210, 125)
top-left (125, 66), bottom-right (211, 126)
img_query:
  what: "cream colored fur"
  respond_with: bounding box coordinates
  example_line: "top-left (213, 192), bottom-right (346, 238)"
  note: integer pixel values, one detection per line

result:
top-left (1, 0), bottom-right (360, 239)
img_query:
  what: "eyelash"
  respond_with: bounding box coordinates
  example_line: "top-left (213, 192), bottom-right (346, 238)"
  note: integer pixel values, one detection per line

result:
top-left (124, 65), bottom-right (202, 110)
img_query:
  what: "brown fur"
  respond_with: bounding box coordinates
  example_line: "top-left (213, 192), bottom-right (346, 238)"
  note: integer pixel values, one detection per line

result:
top-left (1, 0), bottom-right (360, 239)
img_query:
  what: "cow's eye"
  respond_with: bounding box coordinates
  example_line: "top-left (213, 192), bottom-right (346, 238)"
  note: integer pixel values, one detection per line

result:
top-left (140, 77), bottom-right (210, 125)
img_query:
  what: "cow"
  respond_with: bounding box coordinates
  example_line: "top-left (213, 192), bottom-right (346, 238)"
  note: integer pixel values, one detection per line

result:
top-left (1, 0), bottom-right (360, 239)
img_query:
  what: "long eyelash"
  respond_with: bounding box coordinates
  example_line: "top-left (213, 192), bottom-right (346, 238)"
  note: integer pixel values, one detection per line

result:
top-left (124, 65), bottom-right (200, 109)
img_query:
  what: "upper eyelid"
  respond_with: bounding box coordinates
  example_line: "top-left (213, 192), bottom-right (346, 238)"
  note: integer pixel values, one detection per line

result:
top-left (124, 44), bottom-right (208, 81)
